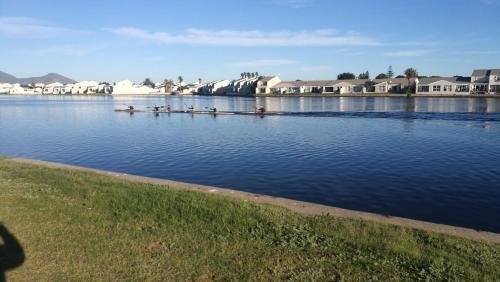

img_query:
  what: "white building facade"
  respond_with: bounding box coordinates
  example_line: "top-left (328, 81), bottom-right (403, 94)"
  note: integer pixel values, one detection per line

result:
top-left (471, 69), bottom-right (500, 94)
top-left (111, 80), bottom-right (154, 95)
top-left (197, 80), bottom-right (231, 95)
top-left (416, 77), bottom-right (472, 95)
top-left (255, 76), bottom-right (282, 94)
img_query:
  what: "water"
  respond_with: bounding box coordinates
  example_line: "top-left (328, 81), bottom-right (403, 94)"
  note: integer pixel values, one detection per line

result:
top-left (1, 95), bottom-right (500, 233)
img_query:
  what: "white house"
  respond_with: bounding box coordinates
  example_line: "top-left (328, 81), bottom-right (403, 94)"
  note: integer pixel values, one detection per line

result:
top-left (172, 81), bottom-right (188, 92)
top-left (71, 81), bottom-right (99, 94)
top-left (471, 69), bottom-right (500, 94)
top-left (178, 83), bottom-right (203, 95)
top-left (271, 80), bottom-right (330, 94)
top-left (372, 78), bottom-right (415, 93)
top-left (270, 79), bottom-right (368, 94)
top-left (63, 84), bottom-right (74, 94)
top-left (97, 83), bottom-right (112, 94)
top-left (111, 80), bottom-right (154, 95)
top-left (326, 80), bottom-right (368, 94)
top-left (9, 84), bottom-right (39, 95)
top-left (219, 77), bottom-right (259, 95)
top-left (0, 83), bottom-right (13, 94)
top-left (255, 76), bottom-right (282, 94)
top-left (53, 85), bottom-right (65, 94)
top-left (154, 83), bottom-right (167, 94)
top-left (42, 82), bottom-right (64, 94)
top-left (197, 80), bottom-right (231, 95)
top-left (416, 77), bottom-right (471, 95)
top-left (8, 85), bottom-right (26, 94)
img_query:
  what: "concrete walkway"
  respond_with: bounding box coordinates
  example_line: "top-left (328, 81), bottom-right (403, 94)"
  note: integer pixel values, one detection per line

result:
top-left (10, 157), bottom-right (500, 244)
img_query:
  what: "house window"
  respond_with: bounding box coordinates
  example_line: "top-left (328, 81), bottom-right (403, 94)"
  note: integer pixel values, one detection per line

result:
top-left (312, 87), bottom-right (322, 93)
top-left (418, 85), bottom-right (429, 92)
top-left (433, 85), bottom-right (441, 92)
top-left (455, 85), bottom-right (469, 92)
top-left (443, 85), bottom-right (452, 92)
top-left (475, 84), bottom-right (487, 91)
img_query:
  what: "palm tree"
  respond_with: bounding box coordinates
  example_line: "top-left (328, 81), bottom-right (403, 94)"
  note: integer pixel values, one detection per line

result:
top-left (164, 79), bottom-right (174, 93)
top-left (178, 76), bottom-right (183, 84)
top-left (255, 72), bottom-right (259, 78)
top-left (404, 68), bottom-right (418, 97)
top-left (240, 73), bottom-right (244, 79)
top-left (198, 78), bottom-right (202, 85)
top-left (387, 66), bottom-right (394, 78)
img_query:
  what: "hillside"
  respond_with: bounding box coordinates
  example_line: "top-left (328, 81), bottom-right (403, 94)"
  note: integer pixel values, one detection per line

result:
top-left (0, 71), bottom-right (76, 84)
top-left (0, 71), bottom-right (18, 83)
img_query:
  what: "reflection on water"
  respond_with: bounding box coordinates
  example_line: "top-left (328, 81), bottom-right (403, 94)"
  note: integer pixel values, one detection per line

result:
top-left (1, 95), bottom-right (500, 113)
top-left (254, 96), bottom-right (500, 113)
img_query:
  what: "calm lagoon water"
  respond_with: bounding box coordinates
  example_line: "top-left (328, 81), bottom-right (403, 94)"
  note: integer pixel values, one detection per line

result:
top-left (1, 95), bottom-right (500, 232)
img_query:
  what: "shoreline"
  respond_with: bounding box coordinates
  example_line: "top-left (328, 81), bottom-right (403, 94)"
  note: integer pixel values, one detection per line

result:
top-left (9, 157), bottom-right (500, 244)
top-left (2, 93), bottom-right (500, 98)
top-left (256, 93), bottom-right (500, 98)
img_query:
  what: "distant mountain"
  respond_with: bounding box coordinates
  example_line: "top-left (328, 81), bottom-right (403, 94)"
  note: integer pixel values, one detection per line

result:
top-left (0, 71), bottom-right (76, 84)
top-left (0, 71), bottom-right (18, 83)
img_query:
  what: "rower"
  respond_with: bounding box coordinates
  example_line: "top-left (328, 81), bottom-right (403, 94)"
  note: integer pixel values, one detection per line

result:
top-left (153, 105), bottom-right (161, 112)
top-left (256, 107), bottom-right (266, 114)
top-left (188, 105), bottom-right (196, 112)
top-left (211, 107), bottom-right (217, 113)
top-left (128, 105), bottom-right (135, 110)
top-left (166, 105), bottom-right (171, 112)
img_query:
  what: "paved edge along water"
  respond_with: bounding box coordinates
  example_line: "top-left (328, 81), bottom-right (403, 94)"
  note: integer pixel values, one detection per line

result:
top-left (9, 157), bottom-right (500, 244)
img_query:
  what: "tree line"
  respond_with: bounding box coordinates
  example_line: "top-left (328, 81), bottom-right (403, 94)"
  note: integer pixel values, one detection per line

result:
top-left (336, 66), bottom-right (418, 80)
top-left (240, 72), bottom-right (259, 79)
top-left (141, 75), bottom-right (203, 93)
top-left (336, 66), bottom-right (418, 95)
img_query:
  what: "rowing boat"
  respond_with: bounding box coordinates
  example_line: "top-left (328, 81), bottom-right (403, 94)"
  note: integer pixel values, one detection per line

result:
top-left (114, 109), bottom-right (145, 112)
top-left (114, 109), bottom-right (280, 115)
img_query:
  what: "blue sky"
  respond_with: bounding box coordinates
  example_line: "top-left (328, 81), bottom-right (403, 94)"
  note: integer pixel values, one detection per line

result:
top-left (1, 0), bottom-right (499, 83)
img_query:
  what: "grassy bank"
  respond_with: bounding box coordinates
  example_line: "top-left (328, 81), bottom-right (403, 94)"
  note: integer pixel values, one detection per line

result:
top-left (0, 158), bottom-right (498, 281)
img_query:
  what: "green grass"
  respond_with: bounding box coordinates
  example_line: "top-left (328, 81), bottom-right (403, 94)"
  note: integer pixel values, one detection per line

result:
top-left (0, 158), bottom-right (498, 281)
